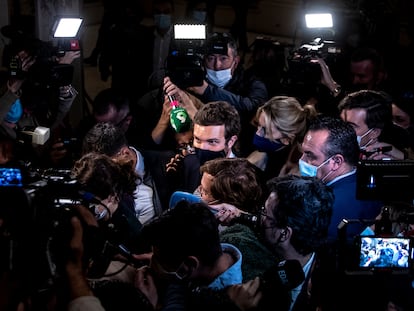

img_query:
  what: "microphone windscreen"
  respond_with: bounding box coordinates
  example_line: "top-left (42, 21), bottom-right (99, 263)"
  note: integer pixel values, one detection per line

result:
top-left (262, 259), bottom-right (305, 291)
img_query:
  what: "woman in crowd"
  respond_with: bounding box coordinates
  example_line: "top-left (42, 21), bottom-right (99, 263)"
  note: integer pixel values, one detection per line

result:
top-left (247, 96), bottom-right (317, 180)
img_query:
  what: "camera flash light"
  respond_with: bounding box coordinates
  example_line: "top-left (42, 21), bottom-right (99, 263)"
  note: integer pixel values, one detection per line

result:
top-left (305, 13), bottom-right (333, 28)
top-left (53, 17), bottom-right (83, 38)
top-left (174, 24), bottom-right (206, 40)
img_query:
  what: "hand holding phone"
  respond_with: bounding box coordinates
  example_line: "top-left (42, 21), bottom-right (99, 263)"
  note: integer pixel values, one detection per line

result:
top-left (361, 145), bottom-right (392, 157)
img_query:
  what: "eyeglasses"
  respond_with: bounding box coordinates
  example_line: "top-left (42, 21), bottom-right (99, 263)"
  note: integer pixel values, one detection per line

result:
top-left (260, 206), bottom-right (278, 230)
top-left (150, 254), bottom-right (186, 281)
top-left (197, 185), bottom-right (211, 197)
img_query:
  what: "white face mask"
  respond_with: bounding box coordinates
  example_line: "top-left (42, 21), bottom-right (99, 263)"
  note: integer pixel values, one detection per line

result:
top-left (299, 156), bottom-right (333, 180)
top-left (357, 128), bottom-right (374, 149)
top-left (206, 67), bottom-right (232, 88)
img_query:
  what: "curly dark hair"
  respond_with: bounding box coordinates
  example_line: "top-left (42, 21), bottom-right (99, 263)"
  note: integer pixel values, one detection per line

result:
top-left (71, 152), bottom-right (138, 200)
top-left (200, 158), bottom-right (264, 213)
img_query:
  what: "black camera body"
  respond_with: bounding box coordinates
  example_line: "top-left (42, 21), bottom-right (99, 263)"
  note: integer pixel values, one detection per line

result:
top-left (0, 166), bottom-right (134, 291)
top-left (167, 24), bottom-right (206, 89)
top-left (6, 39), bottom-right (74, 88)
top-left (286, 38), bottom-right (342, 85)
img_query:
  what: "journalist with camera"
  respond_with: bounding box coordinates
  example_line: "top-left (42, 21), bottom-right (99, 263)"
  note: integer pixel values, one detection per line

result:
top-left (0, 24), bottom-right (80, 166)
top-left (165, 31), bottom-right (268, 157)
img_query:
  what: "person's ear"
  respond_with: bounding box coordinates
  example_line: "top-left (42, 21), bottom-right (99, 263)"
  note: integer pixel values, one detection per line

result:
top-left (178, 256), bottom-right (198, 279)
top-left (227, 135), bottom-right (238, 150)
top-left (233, 55), bottom-right (240, 68)
top-left (331, 154), bottom-right (344, 170)
top-left (280, 137), bottom-right (291, 146)
top-left (281, 227), bottom-right (292, 241)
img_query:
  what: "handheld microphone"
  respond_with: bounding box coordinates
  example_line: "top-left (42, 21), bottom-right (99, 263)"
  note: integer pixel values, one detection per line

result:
top-left (258, 259), bottom-right (305, 310)
top-left (261, 259), bottom-right (305, 291)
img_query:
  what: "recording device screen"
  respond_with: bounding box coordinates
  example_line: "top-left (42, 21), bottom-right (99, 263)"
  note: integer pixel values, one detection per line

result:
top-left (359, 236), bottom-right (412, 270)
top-left (0, 168), bottom-right (23, 187)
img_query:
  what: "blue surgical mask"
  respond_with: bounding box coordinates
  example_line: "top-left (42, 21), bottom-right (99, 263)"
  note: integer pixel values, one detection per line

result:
top-left (154, 14), bottom-right (172, 30)
top-left (253, 134), bottom-right (285, 153)
top-left (299, 157), bottom-right (332, 178)
top-left (192, 10), bottom-right (207, 23)
top-left (5, 98), bottom-right (23, 123)
top-left (194, 147), bottom-right (226, 165)
top-left (206, 67), bottom-right (232, 88)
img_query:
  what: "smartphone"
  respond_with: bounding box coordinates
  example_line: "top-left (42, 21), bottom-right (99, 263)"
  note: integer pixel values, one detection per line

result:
top-left (361, 145), bottom-right (392, 157)
top-left (0, 168), bottom-right (23, 187)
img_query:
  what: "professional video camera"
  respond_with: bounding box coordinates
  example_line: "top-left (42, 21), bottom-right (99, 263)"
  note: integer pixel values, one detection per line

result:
top-left (0, 166), bottom-right (143, 297)
top-left (166, 24), bottom-right (206, 89)
top-left (1, 22), bottom-right (80, 89)
top-left (285, 37), bottom-right (343, 86)
top-left (337, 203), bottom-right (414, 275)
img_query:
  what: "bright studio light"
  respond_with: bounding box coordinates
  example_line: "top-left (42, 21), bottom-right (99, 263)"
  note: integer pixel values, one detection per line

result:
top-left (174, 24), bottom-right (206, 40)
top-left (305, 13), bottom-right (333, 28)
top-left (53, 18), bottom-right (83, 38)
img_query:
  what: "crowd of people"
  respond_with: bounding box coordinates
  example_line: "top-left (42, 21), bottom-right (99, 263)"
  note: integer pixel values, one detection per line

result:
top-left (1, 1), bottom-right (414, 310)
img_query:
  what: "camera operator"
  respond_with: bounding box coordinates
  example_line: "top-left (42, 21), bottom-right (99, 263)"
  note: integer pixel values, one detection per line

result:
top-left (174, 32), bottom-right (268, 157)
top-left (261, 175), bottom-right (336, 310)
top-left (65, 205), bottom-right (106, 311)
top-left (307, 47), bottom-right (390, 116)
top-left (0, 25), bottom-right (80, 165)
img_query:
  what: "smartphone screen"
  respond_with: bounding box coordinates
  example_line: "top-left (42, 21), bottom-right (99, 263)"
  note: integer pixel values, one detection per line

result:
top-left (0, 168), bottom-right (23, 187)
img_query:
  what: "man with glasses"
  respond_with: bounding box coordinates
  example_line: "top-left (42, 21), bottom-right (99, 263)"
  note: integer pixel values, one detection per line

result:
top-left (298, 115), bottom-right (383, 243)
top-left (260, 174), bottom-right (335, 310)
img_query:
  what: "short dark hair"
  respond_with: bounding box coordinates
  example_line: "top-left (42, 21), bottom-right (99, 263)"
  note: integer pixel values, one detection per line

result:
top-left (351, 47), bottom-right (384, 75)
top-left (193, 101), bottom-right (241, 142)
top-left (338, 90), bottom-right (392, 130)
top-left (82, 122), bottom-right (128, 157)
top-left (266, 175), bottom-right (334, 255)
top-left (142, 200), bottom-right (222, 268)
top-left (93, 88), bottom-right (130, 117)
top-left (308, 115), bottom-right (360, 166)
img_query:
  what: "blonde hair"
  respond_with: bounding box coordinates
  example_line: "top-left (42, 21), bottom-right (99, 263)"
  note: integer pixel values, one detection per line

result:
top-left (256, 96), bottom-right (317, 143)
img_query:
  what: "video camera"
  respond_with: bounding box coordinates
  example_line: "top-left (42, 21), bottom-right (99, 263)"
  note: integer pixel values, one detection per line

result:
top-left (167, 24), bottom-right (206, 89)
top-left (2, 19), bottom-right (82, 89)
top-left (0, 166), bottom-right (142, 296)
top-left (7, 39), bottom-right (74, 89)
top-left (285, 37), bottom-right (342, 86)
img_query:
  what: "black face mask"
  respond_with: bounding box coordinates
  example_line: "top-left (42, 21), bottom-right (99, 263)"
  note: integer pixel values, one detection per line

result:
top-left (194, 147), bottom-right (226, 165)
